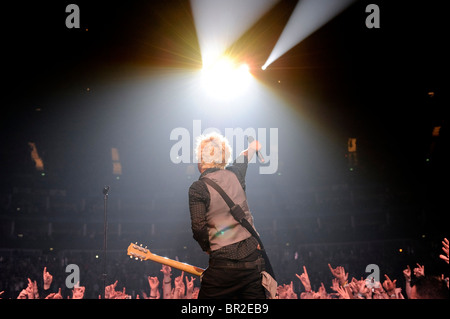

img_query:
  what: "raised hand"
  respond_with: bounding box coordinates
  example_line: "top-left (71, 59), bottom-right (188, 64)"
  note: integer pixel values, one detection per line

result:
top-left (24, 278), bottom-right (39, 299)
top-left (328, 263), bottom-right (349, 286)
top-left (295, 266), bottom-right (311, 292)
top-left (413, 263), bottom-right (425, 278)
top-left (148, 276), bottom-right (160, 299)
top-left (174, 271), bottom-right (186, 298)
top-left (104, 280), bottom-right (118, 299)
top-left (318, 282), bottom-right (328, 299)
top-left (403, 265), bottom-right (411, 281)
top-left (382, 274), bottom-right (397, 298)
top-left (161, 264), bottom-right (172, 278)
top-left (161, 264), bottom-right (173, 299)
top-left (105, 280), bottom-right (130, 299)
top-left (284, 281), bottom-right (298, 299)
top-left (439, 238), bottom-right (449, 264)
top-left (148, 276), bottom-right (160, 291)
top-left (45, 288), bottom-right (63, 299)
top-left (72, 286), bottom-right (85, 299)
top-left (43, 267), bottom-right (53, 290)
top-left (186, 276), bottom-right (196, 290)
top-left (330, 278), bottom-right (340, 292)
top-left (335, 285), bottom-right (351, 299)
top-left (185, 276), bottom-right (196, 299)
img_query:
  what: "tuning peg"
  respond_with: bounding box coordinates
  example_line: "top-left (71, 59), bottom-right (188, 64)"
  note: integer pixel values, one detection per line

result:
top-left (135, 257), bottom-right (139, 260)
top-left (129, 256), bottom-right (133, 259)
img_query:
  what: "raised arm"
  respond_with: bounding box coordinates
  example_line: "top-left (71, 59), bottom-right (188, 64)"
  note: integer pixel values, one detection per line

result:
top-left (440, 238), bottom-right (449, 264)
top-left (161, 264), bottom-right (173, 299)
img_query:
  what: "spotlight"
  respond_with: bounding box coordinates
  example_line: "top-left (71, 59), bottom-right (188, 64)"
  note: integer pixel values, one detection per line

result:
top-left (238, 63), bottom-right (250, 73)
top-left (200, 56), bottom-right (252, 100)
top-left (262, 0), bottom-right (356, 70)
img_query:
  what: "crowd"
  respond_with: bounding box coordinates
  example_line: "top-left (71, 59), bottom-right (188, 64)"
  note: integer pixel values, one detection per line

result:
top-left (1, 238), bottom-right (448, 299)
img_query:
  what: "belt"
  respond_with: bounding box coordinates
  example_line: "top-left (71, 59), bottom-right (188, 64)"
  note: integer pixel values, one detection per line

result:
top-left (209, 256), bottom-right (265, 270)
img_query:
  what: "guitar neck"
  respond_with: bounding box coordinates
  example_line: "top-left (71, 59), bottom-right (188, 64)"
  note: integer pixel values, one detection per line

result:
top-left (127, 243), bottom-right (205, 277)
top-left (147, 253), bottom-right (205, 277)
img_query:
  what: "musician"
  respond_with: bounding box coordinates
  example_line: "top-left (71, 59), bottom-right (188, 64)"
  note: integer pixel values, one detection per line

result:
top-left (188, 132), bottom-right (266, 299)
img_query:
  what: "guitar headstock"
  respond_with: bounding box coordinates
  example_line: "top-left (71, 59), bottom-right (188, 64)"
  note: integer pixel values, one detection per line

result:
top-left (127, 242), bottom-right (151, 261)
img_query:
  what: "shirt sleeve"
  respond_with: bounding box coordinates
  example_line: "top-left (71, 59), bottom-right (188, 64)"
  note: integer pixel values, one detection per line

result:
top-left (227, 153), bottom-right (248, 191)
top-left (188, 180), bottom-right (211, 252)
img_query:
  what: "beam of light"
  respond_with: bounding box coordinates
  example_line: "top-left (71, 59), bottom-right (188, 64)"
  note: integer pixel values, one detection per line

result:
top-left (262, 0), bottom-right (356, 70)
top-left (200, 56), bottom-right (252, 101)
top-left (190, 0), bottom-right (279, 69)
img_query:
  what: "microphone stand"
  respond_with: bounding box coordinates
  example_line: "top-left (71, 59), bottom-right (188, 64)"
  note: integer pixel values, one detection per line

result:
top-left (102, 185), bottom-right (110, 299)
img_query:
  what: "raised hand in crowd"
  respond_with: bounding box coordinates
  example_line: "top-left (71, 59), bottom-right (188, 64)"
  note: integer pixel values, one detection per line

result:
top-left (104, 280), bottom-right (131, 299)
top-left (17, 289), bottom-right (28, 299)
top-left (335, 284), bottom-right (351, 299)
top-left (330, 278), bottom-right (340, 294)
top-left (72, 286), bottom-right (85, 299)
top-left (185, 276), bottom-right (196, 299)
top-left (104, 280), bottom-right (117, 299)
top-left (439, 238), bottom-right (449, 264)
top-left (147, 276), bottom-right (160, 299)
top-left (173, 271), bottom-right (186, 299)
top-left (161, 264), bottom-right (173, 299)
top-left (360, 278), bottom-right (373, 299)
top-left (26, 278), bottom-right (39, 299)
top-left (316, 282), bottom-right (329, 299)
top-left (276, 284), bottom-right (288, 299)
top-left (285, 281), bottom-right (298, 299)
top-left (43, 267), bottom-right (53, 291)
top-left (413, 263), bottom-right (425, 278)
top-left (395, 287), bottom-right (404, 299)
top-left (382, 274), bottom-right (397, 299)
top-left (295, 266), bottom-right (312, 293)
top-left (349, 277), bottom-right (371, 299)
top-left (403, 265), bottom-right (412, 282)
top-left (45, 288), bottom-right (63, 299)
top-left (276, 282), bottom-right (298, 299)
top-left (17, 278), bottom-right (38, 299)
top-left (403, 265), bottom-right (412, 298)
top-left (328, 263), bottom-right (349, 286)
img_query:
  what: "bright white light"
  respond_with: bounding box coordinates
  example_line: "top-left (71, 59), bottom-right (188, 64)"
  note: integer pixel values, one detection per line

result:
top-left (190, 0), bottom-right (279, 68)
top-left (239, 64), bottom-right (250, 74)
top-left (263, 0), bottom-right (356, 70)
top-left (200, 57), bottom-right (252, 100)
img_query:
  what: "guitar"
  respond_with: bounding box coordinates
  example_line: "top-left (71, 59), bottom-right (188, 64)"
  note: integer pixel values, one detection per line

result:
top-left (126, 242), bottom-right (205, 277)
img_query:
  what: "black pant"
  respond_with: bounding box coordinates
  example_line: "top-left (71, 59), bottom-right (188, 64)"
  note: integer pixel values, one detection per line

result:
top-left (198, 256), bottom-right (266, 299)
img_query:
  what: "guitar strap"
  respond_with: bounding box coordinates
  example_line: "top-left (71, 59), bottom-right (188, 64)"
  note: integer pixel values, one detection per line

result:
top-left (202, 177), bottom-right (277, 282)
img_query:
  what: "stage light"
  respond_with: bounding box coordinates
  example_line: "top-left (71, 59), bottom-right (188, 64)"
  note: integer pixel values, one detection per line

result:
top-left (191, 0), bottom-right (278, 69)
top-left (200, 56), bottom-right (252, 100)
top-left (190, 0), bottom-right (277, 101)
top-left (239, 63), bottom-right (250, 74)
top-left (262, 0), bottom-right (356, 69)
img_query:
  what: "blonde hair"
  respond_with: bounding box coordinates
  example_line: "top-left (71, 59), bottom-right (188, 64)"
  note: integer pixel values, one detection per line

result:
top-left (195, 132), bottom-right (232, 170)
